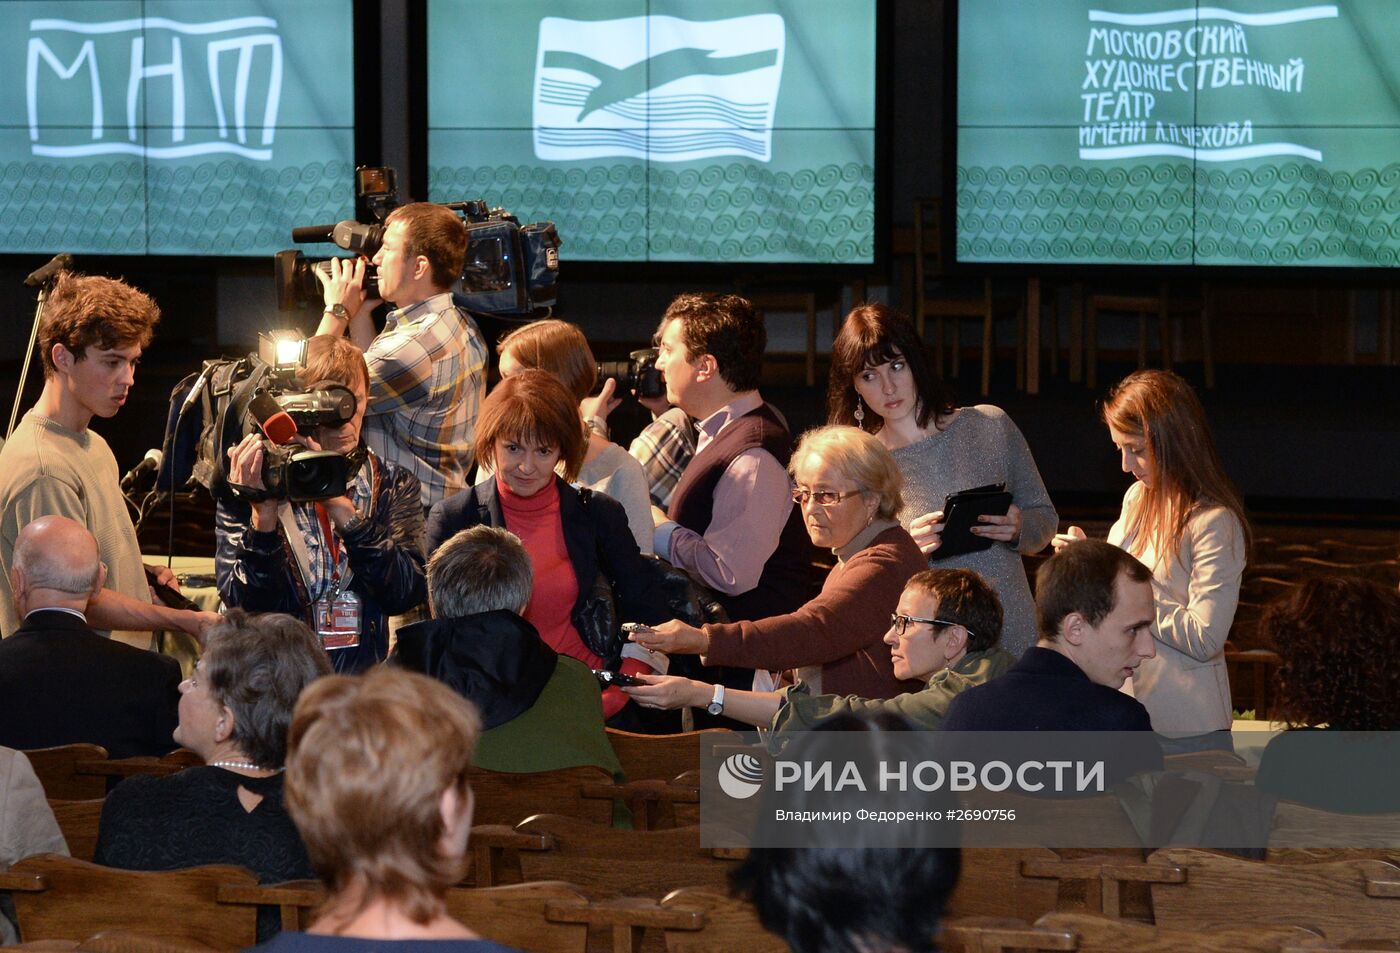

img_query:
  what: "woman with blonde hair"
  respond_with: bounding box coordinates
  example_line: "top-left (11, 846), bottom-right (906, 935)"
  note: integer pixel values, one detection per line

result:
top-left (625, 425), bottom-right (926, 706)
top-left (1054, 369), bottom-right (1250, 747)
top-left (263, 667), bottom-right (520, 949)
top-left (496, 320), bottom-right (654, 552)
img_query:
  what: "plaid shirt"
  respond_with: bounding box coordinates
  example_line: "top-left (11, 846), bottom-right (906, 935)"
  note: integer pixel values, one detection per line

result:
top-left (628, 406), bottom-right (696, 509)
top-left (363, 292), bottom-right (486, 510)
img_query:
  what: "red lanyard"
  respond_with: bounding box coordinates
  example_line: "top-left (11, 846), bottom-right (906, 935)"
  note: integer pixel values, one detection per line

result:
top-left (314, 503), bottom-right (342, 583)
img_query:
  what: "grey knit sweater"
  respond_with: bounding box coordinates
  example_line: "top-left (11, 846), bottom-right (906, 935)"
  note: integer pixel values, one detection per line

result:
top-left (887, 405), bottom-right (1058, 656)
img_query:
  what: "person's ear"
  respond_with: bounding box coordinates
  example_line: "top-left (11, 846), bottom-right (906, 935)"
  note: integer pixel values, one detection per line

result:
top-left (693, 352), bottom-right (719, 384)
top-left (10, 566), bottom-right (26, 606)
top-left (51, 344), bottom-right (72, 373)
top-left (413, 254), bottom-right (431, 282)
top-left (438, 782), bottom-right (474, 852)
top-left (944, 623), bottom-right (968, 660)
top-left (91, 561), bottom-right (108, 601)
top-left (214, 705), bottom-right (236, 745)
top-left (1060, 612), bottom-right (1086, 646)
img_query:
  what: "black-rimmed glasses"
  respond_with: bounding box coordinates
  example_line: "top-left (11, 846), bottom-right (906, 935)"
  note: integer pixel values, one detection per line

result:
top-left (888, 612), bottom-right (973, 640)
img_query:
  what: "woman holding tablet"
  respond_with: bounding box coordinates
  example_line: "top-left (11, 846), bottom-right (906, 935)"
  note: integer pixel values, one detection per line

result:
top-left (1054, 370), bottom-right (1250, 748)
top-left (827, 304), bottom-right (1057, 656)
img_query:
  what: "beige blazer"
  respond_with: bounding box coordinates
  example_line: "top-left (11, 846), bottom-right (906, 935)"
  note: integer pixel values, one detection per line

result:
top-left (1110, 482), bottom-right (1246, 737)
top-left (1, 747), bottom-right (68, 943)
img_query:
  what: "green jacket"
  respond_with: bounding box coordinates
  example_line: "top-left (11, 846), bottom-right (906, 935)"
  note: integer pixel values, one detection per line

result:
top-left (770, 646), bottom-right (1016, 734)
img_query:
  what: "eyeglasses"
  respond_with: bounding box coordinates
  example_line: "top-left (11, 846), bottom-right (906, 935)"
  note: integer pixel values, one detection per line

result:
top-left (888, 613), bottom-right (973, 640)
top-left (791, 487), bottom-right (864, 507)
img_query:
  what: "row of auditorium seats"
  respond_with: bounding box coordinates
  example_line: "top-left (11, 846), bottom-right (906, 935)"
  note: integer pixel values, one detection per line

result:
top-left (11, 738), bottom-right (1400, 951)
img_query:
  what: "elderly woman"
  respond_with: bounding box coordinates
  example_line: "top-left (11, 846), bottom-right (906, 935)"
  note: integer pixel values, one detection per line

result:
top-left (1254, 576), bottom-right (1400, 813)
top-left (627, 425), bottom-right (926, 705)
top-left (496, 319), bottom-right (654, 552)
top-left (426, 369), bottom-right (670, 722)
top-left (266, 667), bottom-right (519, 949)
top-left (94, 610), bottom-right (331, 941)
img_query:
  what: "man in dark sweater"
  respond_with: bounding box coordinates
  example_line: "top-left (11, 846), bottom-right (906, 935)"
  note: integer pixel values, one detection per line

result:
top-left (0, 516), bottom-right (179, 758)
top-left (649, 293), bottom-right (814, 624)
top-left (941, 540), bottom-right (1163, 779)
top-left (944, 539), bottom-right (1158, 731)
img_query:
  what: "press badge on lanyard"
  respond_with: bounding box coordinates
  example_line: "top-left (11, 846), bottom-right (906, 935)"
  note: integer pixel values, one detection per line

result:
top-left (314, 505), bottom-right (361, 651)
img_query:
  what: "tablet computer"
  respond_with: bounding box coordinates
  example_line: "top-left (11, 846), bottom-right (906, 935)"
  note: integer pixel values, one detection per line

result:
top-left (929, 483), bottom-right (1012, 561)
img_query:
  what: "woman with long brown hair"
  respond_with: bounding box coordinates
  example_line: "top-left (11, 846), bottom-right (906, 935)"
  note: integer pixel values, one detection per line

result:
top-left (1054, 369), bottom-right (1250, 747)
top-left (827, 304), bottom-right (1058, 656)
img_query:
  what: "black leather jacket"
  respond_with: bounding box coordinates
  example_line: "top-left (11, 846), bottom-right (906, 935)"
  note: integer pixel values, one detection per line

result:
top-left (426, 476), bottom-right (670, 666)
top-left (215, 450), bottom-right (427, 671)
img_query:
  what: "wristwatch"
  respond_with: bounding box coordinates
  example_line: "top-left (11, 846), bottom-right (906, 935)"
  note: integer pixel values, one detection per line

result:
top-left (584, 415), bottom-right (610, 439)
top-left (324, 303), bottom-right (350, 320)
top-left (706, 683), bottom-right (726, 716)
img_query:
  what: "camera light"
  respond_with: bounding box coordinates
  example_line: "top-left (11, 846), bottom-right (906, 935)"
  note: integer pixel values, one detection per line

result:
top-left (258, 330), bottom-right (307, 370)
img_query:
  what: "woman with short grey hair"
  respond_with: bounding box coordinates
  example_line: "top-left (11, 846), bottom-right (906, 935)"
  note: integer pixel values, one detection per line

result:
top-left (627, 425), bottom-right (928, 706)
top-left (94, 610), bottom-right (332, 941)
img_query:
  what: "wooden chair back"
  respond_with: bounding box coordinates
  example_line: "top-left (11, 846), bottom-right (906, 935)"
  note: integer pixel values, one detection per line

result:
top-left (1267, 801), bottom-right (1400, 862)
top-left (1291, 556), bottom-right (1399, 586)
top-left (515, 814), bottom-right (739, 898)
top-left (946, 848), bottom-right (1075, 923)
top-left (442, 881), bottom-right (590, 953)
top-left (26, 745), bottom-right (108, 800)
top-left (215, 879), bottom-right (327, 934)
top-left (605, 728), bottom-right (735, 783)
top-left (942, 911), bottom-right (1322, 953)
top-left (47, 799), bottom-right (105, 862)
top-left (657, 887), bottom-right (790, 952)
top-left (1144, 847), bottom-right (1400, 945)
top-left (466, 765), bottom-right (615, 827)
top-left (76, 930), bottom-right (219, 953)
top-left (0, 854), bottom-right (258, 950)
top-left (76, 749), bottom-right (203, 784)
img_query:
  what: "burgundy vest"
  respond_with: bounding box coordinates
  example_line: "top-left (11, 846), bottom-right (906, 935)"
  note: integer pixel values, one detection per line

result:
top-left (668, 403), bottom-right (815, 622)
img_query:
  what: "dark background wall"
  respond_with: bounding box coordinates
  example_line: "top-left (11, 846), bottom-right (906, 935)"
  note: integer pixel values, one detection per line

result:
top-left (0, 1), bottom-right (1393, 514)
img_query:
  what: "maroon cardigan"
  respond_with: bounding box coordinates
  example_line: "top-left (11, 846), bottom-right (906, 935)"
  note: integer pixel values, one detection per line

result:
top-left (701, 525), bottom-right (927, 700)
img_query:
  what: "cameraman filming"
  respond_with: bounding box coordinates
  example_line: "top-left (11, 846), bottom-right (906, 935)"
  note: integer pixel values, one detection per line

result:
top-left (314, 202), bottom-right (487, 511)
top-left (214, 336), bottom-right (426, 672)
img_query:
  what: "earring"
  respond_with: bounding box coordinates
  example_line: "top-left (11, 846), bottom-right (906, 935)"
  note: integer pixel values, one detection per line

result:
top-left (853, 397), bottom-right (865, 425)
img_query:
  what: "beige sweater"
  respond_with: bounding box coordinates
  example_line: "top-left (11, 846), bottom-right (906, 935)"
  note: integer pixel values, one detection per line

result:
top-left (1110, 481), bottom-right (1247, 736)
top-left (0, 413), bottom-right (151, 639)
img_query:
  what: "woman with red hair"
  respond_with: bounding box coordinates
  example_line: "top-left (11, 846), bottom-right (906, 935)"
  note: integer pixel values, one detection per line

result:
top-left (425, 370), bottom-right (669, 724)
top-left (1055, 370), bottom-right (1250, 748)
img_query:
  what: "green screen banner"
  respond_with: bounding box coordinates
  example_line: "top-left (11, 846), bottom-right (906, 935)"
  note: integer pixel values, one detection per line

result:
top-left (957, 1), bottom-right (1400, 267)
top-left (0, 0), bottom-right (354, 256)
top-left (427, 0), bottom-right (877, 264)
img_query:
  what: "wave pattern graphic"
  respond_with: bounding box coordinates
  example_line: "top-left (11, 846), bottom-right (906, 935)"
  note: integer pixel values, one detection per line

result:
top-left (537, 129), bottom-right (769, 158)
top-left (539, 79), bottom-right (769, 127)
top-left (429, 159), bottom-right (874, 263)
top-left (0, 158), bottom-right (351, 255)
top-left (1087, 6), bottom-right (1338, 26)
top-left (955, 161), bottom-right (1400, 266)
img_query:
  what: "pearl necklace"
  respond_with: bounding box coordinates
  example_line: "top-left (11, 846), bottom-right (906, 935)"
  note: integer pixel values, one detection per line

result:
top-left (209, 759), bottom-right (281, 773)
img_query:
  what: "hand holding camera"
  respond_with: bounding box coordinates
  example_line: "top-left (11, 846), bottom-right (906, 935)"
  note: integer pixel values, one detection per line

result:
top-left (314, 256), bottom-right (379, 327)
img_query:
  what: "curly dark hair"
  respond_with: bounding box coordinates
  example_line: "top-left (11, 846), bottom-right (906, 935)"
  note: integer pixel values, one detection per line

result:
top-left (1265, 576), bottom-right (1400, 730)
top-left (39, 271), bottom-right (160, 376)
top-left (661, 293), bottom-right (765, 393)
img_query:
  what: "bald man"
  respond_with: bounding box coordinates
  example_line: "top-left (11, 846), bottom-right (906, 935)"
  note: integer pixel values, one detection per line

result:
top-left (0, 516), bottom-right (180, 758)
